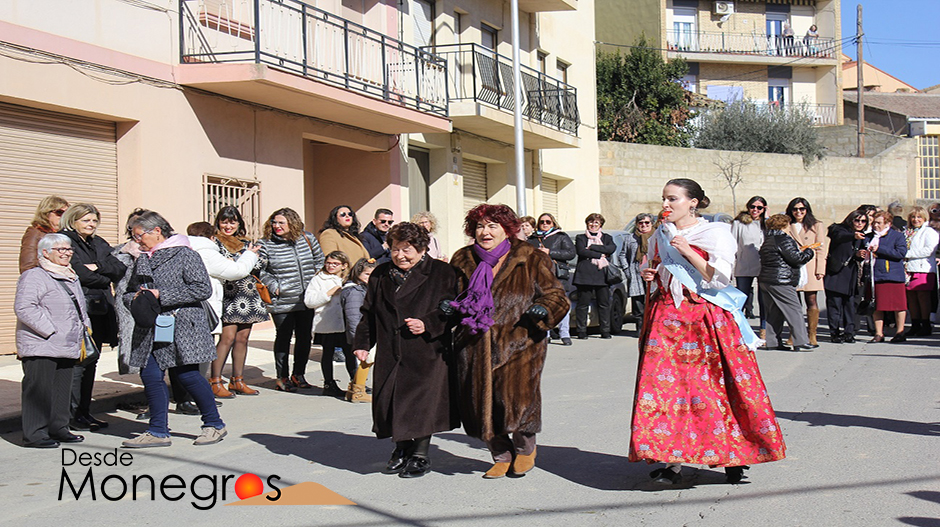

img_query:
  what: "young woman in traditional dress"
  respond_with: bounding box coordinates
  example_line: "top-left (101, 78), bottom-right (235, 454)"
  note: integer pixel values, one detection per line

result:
top-left (629, 178), bottom-right (786, 485)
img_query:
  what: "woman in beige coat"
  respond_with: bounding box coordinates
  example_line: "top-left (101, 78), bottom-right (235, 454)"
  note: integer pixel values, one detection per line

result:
top-left (786, 198), bottom-right (826, 347)
top-left (317, 205), bottom-right (370, 263)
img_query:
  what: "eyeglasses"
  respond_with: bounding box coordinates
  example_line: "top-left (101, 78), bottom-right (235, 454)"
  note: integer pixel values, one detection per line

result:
top-left (51, 209), bottom-right (67, 217)
top-left (853, 218), bottom-right (867, 223)
top-left (50, 247), bottom-right (74, 253)
top-left (132, 230), bottom-right (154, 242)
top-left (748, 205), bottom-right (765, 211)
top-left (792, 207), bottom-right (807, 212)
top-left (539, 220), bottom-right (553, 225)
top-left (637, 221), bottom-right (652, 225)
top-left (931, 209), bottom-right (940, 214)
top-left (338, 212), bottom-right (353, 218)
top-left (378, 219), bottom-right (394, 225)
top-left (587, 221), bottom-right (602, 225)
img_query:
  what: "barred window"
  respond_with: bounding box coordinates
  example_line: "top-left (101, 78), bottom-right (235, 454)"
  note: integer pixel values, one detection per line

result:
top-left (203, 174), bottom-right (262, 239)
top-left (918, 136), bottom-right (940, 201)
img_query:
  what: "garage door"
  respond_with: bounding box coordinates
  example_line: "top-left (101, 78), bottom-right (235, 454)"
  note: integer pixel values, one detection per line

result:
top-left (0, 102), bottom-right (118, 354)
top-left (462, 158), bottom-right (488, 214)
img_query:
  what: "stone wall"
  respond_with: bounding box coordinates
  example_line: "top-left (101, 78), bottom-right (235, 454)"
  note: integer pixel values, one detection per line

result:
top-left (599, 139), bottom-right (917, 229)
top-left (816, 124), bottom-right (906, 158)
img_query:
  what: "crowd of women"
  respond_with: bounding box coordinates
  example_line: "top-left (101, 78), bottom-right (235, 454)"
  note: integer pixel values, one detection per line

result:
top-left (14, 185), bottom-right (935, 485)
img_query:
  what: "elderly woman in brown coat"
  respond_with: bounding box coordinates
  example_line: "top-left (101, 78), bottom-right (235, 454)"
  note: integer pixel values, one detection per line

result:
top-left (352, 222), bottom-right (459, 479)
top-left (449, 204), bottom-right (570, 479)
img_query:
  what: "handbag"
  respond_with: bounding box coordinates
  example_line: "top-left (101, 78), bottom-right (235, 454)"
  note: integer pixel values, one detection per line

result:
top-left (202, 300), bottom-right (221, 331)
top-left (84, 289), bottom-right (109, 316)
top-left (555, 262), bottom-right (570, 281)
top-left (56, 281), bottom-right (100, 366)
top-left (252, 275), bottom-right (273, 304)
top-left (154, 313), bottom-right (176, 343)
top-left (604, 262), bottom-right (623, 285)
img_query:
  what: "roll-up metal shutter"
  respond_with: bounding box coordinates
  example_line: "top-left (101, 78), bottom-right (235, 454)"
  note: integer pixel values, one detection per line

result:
top-left (542, 177), bottom-right (559, 216)
top-left (0, 102), bottom-right (118, 354)
top-left (462, 159), bottom-right (487, 213)
top-left (413, 0), bottom-right (434, 48)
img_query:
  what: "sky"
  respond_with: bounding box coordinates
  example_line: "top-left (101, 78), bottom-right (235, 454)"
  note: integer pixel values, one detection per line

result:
top-left (840, 0), bottom-right (940, 90)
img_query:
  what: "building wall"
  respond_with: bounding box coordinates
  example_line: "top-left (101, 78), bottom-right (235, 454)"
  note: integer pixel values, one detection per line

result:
top-left (595, 0), bottom-right (663, 50)
top-left (599, 139), bottom-right (917, 229)
top-left (816, 124), bottom-right (906, 158)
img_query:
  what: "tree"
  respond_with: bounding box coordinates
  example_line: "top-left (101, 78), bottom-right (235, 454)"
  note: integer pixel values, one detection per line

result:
top-left (713, 151), bottom-right (753, 213)
top-left (596, 39), bottom-right (693, 147)
top-left (693, 99), bottom-right (825, 165)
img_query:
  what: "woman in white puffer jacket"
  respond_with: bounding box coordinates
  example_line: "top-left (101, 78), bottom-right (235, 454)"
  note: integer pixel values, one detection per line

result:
top-left (304, 250), bottom-right (351, 397)
top-left (903, 207), bottom-right (939, 336)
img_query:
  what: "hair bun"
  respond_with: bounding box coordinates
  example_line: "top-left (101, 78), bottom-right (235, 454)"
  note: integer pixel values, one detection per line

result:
top-left (698, 196), bottom-right (711, 210)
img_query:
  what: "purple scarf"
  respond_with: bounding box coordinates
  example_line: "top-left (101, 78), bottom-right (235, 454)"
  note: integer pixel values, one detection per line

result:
top-left (452, 238), bottom-right (512, 334)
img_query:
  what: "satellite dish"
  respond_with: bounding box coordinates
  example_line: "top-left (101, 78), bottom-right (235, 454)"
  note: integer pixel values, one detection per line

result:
top-left (720, 13), bottom-right (732, 22)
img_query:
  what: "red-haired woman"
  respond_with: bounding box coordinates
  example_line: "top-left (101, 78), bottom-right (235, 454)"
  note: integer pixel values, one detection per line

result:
top-left (449, 204), bottom-right (569, 479)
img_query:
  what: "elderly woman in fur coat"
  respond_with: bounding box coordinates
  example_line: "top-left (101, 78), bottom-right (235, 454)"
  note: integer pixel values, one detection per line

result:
top-left (449, 204), bottom-right (570, 479)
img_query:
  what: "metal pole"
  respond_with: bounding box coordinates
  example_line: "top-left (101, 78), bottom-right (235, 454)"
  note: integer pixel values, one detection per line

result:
top-left (857, 4), bottom-right (865, 158)
top-left (511, 0), bottom-right (526, 215)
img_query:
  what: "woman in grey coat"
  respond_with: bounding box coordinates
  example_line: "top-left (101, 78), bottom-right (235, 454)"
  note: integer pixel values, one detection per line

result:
top-left (732, 196), bottom-right (768, 334)
top-left (257, 207), bottom-right (325, 392)
top-left (620, 213), bottom-right (655, 334)
top-left (121, 211), bottom-right (226, 448)
top-left (15, 234), bottom-right (89, 448)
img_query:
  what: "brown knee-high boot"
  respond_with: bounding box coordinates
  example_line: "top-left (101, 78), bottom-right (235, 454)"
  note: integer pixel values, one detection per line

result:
top-left (807, 307), bottom-right (820, 346)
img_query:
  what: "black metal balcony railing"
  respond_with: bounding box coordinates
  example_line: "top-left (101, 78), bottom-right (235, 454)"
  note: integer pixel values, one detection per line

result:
top-left (427, 43), bottom-right (580, 135)
top-left (179, 0), bottom-right (448, 117)
top-left (667, 30), bottom-right (837, 59)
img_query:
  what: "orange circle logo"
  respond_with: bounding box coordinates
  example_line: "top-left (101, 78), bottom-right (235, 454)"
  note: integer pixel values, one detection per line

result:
top-left (234, 473), bottom-right (264, 500)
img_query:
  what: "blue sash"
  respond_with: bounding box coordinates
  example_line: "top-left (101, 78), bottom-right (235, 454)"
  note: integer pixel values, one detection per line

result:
top-left (657, 229), bottom-right (761, 350)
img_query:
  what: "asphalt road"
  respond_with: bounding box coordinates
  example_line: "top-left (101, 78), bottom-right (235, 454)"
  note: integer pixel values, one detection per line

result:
top-left (1, 327), bottom-right (938, 526)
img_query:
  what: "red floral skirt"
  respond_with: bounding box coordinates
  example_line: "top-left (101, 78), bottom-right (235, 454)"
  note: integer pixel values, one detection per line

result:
top-left (629, 289), bottom-right (787, 467)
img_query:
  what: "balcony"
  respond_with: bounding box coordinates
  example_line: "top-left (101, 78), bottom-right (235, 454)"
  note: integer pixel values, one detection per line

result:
top-left (666, 30), bottom-right (837, 64)
top-left (518, 0), bottom-right (577, 12)
top-left (695, 102), bottom-right (838, 127)
top-left (429, 43), bottom-right (580, 149)
top-left (178, 0), bottom-right (451, 135)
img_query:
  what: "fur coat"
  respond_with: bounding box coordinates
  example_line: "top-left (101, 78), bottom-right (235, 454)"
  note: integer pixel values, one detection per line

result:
top-left (451, 239), bottom-right (570, 441)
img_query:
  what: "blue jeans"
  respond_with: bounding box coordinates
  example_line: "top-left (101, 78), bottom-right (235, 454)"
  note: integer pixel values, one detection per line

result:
top-left (556, 312), bottom-right (571, 339)
top-left (140, 353), bottom-right (224, 437)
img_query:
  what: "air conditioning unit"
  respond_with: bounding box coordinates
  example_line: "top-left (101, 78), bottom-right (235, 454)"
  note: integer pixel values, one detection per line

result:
top-left (713, 1), bottom-right (734, 15)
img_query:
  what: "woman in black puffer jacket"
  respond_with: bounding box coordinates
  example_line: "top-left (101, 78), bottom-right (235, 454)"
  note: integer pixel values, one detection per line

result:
top-left (529, 213), bottom-right (576, 345)
top-left (759, 214), bottom-right (815, 351)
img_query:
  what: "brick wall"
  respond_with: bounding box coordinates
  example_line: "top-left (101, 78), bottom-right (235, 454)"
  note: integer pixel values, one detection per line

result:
top-left (698, 63), bottom-right (769, 100)
top-left (816, 124), bottom-right (905, 158)
top-left (599, 139), bottom-right (917, 229)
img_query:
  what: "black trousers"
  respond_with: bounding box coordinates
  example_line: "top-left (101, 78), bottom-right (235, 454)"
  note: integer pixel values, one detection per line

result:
top-left (319, 332), bottom-right (354, 384)
top-left (575, 285), bottom-right (611, 334)
top-left (272, 309), bottom-right (314, 379)
top-left (826, 290), bottom-right (856, 335)
top-left (22, 357), bottom-right (74, 444)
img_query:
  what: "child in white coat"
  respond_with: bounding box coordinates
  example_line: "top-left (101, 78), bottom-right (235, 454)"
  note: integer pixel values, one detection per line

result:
top-left (304, 251), bottom-right (351, 396)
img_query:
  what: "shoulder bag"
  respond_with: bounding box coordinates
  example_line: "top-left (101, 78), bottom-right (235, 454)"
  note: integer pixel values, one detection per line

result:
top-left (251, 274), bottom-right (273, 304)
top-left (57, 281), bottom-right (100, 367)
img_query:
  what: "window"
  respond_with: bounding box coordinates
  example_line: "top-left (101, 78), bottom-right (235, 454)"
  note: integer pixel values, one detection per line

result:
top-left (413, 0), bottom-right (434, 48)
top-left (918, 136), bottom-right (940, 200)
top-left (679, 74), bottom-right (697, 93)
top-left (766, 13), bottom-right (788, 56)
top-left (672, 7), bottom-right (697, 51)
top-left (556, 60), bottom-right (569, 84)
top-left (481, 24), bottom-right (497, 50)
top-left (203, 175), bottom-right (262, 239)
top-left (768, 78), bottom-right (789, 106)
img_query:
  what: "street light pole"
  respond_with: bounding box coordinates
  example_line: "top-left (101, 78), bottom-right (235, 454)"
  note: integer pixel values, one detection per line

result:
top-left (511, 0), bottom-right (526, 215)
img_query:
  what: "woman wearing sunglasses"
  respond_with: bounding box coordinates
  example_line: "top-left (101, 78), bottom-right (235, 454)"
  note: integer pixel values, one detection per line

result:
top-left (318, 205), bottom-right (370, 264)
top-left (732, 197), bottom-right (768, 336)
top-left (529, 213), bottom-right (576, 345)
top-left (19, 196), bottom-right (70, 273)
top-left (786, 198), bottom-right (826, 347)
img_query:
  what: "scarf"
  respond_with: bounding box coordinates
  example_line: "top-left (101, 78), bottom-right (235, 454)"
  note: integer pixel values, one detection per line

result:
top-left (452, 238), bottom-right (512, 334)
top-left (636, 231), bottom-right (653, 263)
top-left (143, 233), bottom-right (191, 257)
top-left (585, 230), bottom-right (609, 269)
top-left (389, 255), bottom-right (425, 289)
top-left (120, 240), bottom-right (142, 259)
top-left (39, 255), bottom-right (77, 280)
top-left (216, 232), bottom-right (247, 254)
top-left (868, 227), bottom-right (889, 253)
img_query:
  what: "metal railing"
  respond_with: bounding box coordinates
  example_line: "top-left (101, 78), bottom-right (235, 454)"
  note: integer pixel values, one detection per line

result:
top-left (694, 102), bottom-right (838, 126)
top-left (667, 30), bottom-right (837, 59)
top-left (427, 43), bottom-right (580, 135)
top-left (180, 0), bottom-right (448, 117)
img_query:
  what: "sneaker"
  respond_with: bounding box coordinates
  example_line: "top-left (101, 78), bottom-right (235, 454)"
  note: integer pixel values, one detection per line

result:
top-left (122, 432), bottom-right (171, 448)
top-left (333, 349), bottom-right (347, 363)
top-left (194, 427), bottom-right (227, 446)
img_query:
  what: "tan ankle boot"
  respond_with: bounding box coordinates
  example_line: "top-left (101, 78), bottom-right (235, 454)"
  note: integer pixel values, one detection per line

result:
top-left (228, 376), bottom-right (259, 396)
top-left (807, 307), bottom-right (820, 346)
top-left (210, 377), bottom-right (234, 399)
top-left (345, 382), bottom-right (372, 403)
top-left (511, 446), bottom-right (537, 475)
top-left (483, 462), bottom-right (511, 479)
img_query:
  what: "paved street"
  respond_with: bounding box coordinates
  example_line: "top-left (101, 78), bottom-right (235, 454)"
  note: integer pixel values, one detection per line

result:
top-left (0, 325), bottom-right (938, 526)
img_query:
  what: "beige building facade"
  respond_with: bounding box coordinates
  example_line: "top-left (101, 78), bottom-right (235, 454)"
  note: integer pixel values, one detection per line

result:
top-left (597, 0), bottom-right (843, 126)
top-left (0, 0), bottom-right (598, 353)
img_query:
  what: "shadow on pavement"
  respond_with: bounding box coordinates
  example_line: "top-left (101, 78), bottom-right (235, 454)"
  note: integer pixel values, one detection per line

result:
top-left (777, 410), bottom-right (940, 436)
top-left (854, 354), bottom-right (940, 360)
top-left (243, 430), bottom-right (489, 476)
top-left (897, 518), bottom-right (940, 527)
